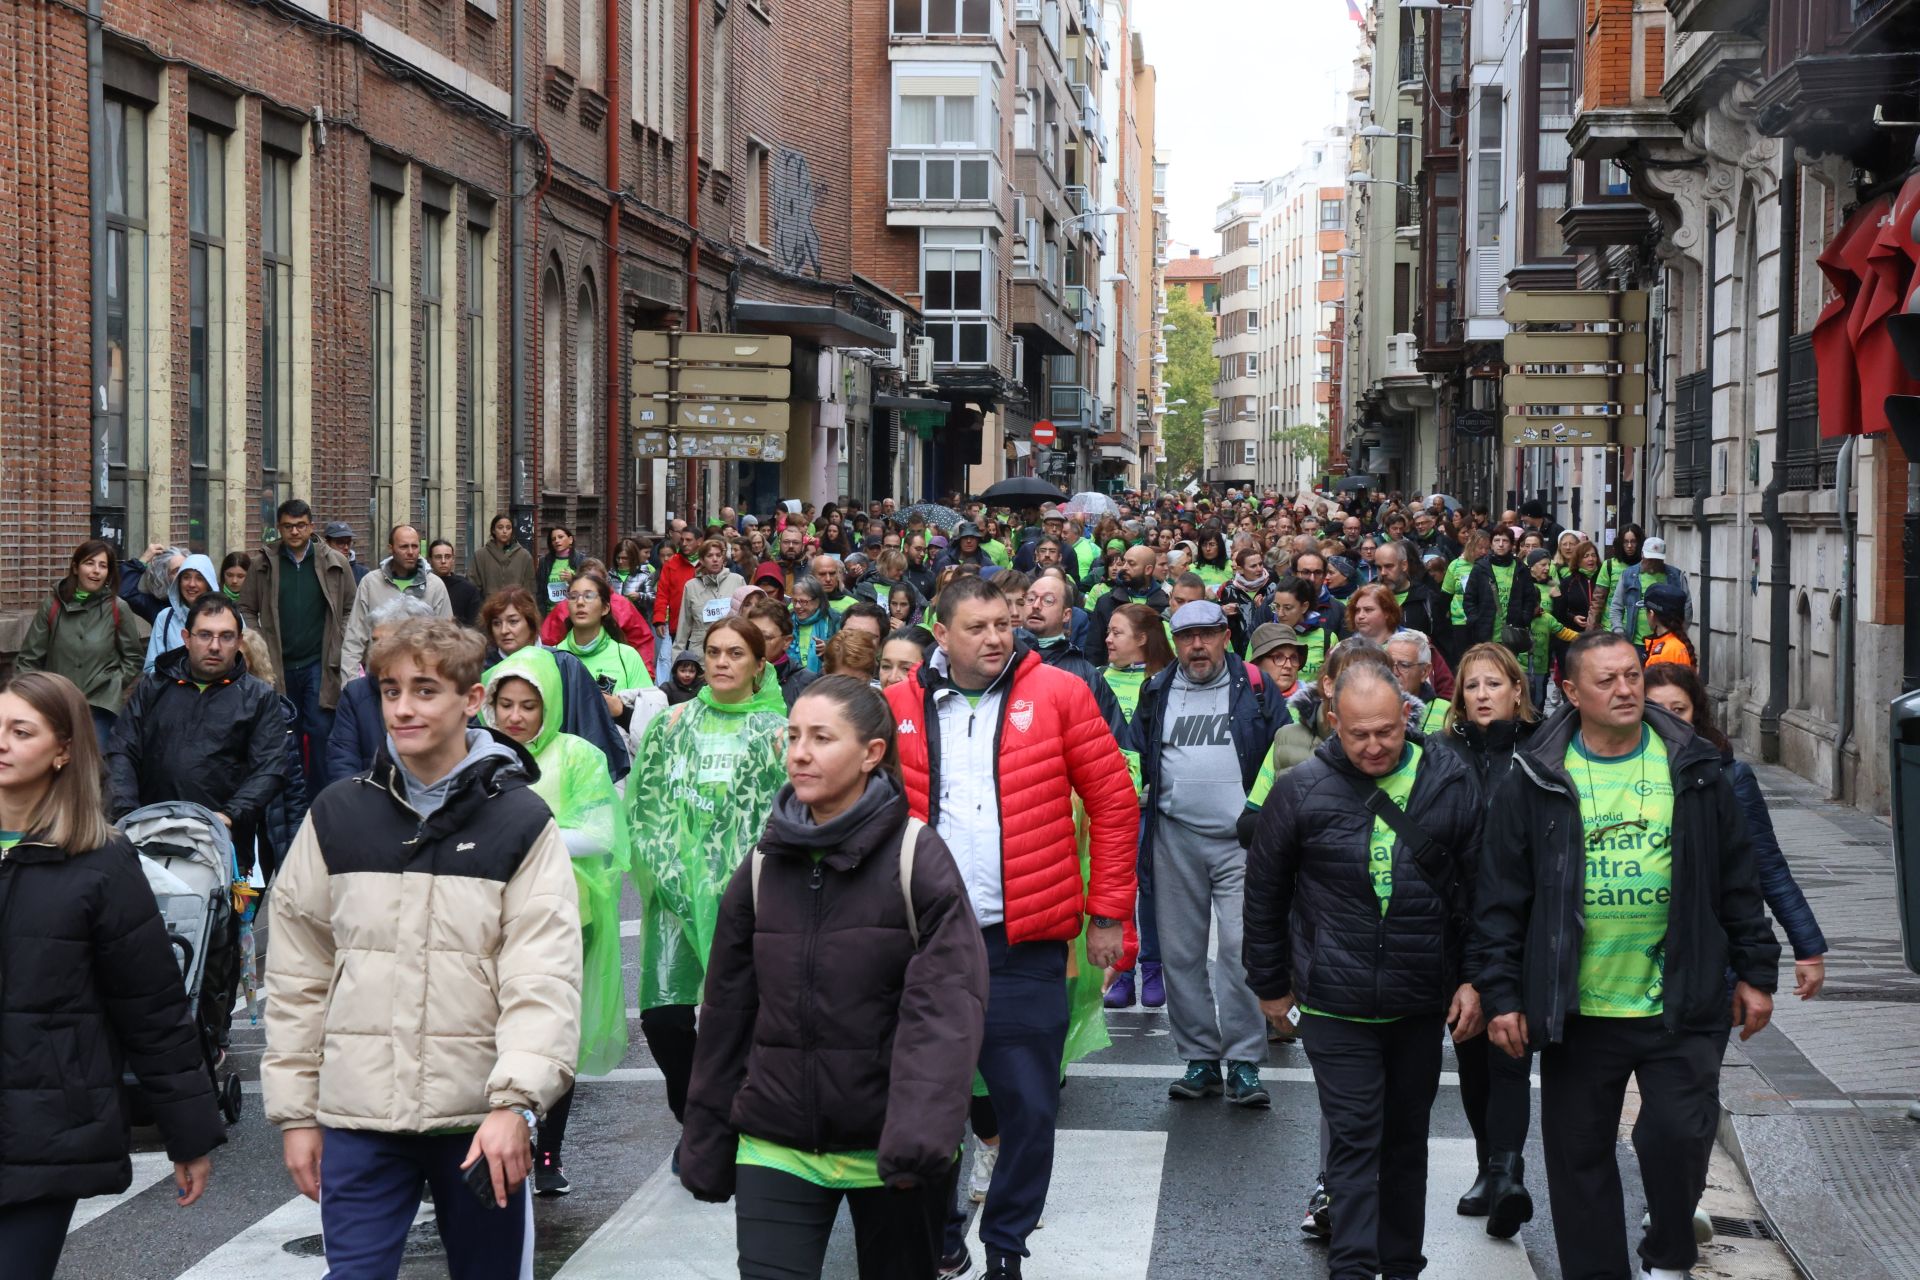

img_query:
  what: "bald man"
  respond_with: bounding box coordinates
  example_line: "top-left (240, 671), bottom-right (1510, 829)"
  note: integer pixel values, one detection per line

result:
top-left (1086, 543), bottom-right (1168, 667)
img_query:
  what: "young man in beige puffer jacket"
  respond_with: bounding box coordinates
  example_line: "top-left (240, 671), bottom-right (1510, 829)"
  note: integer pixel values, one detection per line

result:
top-left (263, 617), bottom-right (581, 1280)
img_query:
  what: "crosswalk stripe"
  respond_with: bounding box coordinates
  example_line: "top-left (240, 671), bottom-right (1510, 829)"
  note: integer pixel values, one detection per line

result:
top-left (964, 1128), bottom-right (1166, 1277)
top-left (69, 1151), bottom-right (174, 1233)
top-left (552, 1155), bottom-right (736, 1279)
top-left (1423, 1139), bottom-right (1538, 1278)
top-left (174, 1195), bottom-right (435, 1279)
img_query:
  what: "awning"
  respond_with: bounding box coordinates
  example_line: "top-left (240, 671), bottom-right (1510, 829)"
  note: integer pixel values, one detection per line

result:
top-left (874, 392), bottom-right (952, 413)
top-left (1815, 172), bottom-right (1920, 437)
top-left (733, 300), bottom-right (895, 348)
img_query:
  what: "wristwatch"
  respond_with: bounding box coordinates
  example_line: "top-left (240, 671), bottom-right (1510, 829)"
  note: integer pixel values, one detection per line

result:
top-left (1091, 916), bottom-right (1120, 929)
top-left (509, 1106), bottom-right (539, 1140)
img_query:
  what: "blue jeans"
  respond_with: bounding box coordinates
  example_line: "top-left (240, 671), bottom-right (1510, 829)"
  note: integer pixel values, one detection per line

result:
top-left (88, 707), bottom-right (117, 755)
top-left (318, 1127), bottom-right (531, 1280)
top-left (944, 927), bottom-right (1068, 1260)
top-left (282, 659), bottom-right (336, 812)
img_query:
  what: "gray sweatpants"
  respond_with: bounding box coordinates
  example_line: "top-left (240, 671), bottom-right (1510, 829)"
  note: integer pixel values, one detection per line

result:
top-left (1154, 817), bottom-right (1268, 1064)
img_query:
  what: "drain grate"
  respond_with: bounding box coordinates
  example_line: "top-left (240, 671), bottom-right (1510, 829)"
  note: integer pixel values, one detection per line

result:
top-left (1710, 1214), bottom-right (1777, 1241)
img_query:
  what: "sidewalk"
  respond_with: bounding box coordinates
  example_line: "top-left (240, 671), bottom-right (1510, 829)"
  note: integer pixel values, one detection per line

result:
top-left (1718, 763), bottom-right (1920, 1280)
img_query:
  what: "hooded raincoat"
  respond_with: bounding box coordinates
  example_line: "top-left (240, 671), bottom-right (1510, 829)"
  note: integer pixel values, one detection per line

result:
top-left (482, 647), bottom-right (631, 1074)
top-left (143, 553), bottom-right (220, 672)
top-left (626, 675), bottom-right (789, 1010)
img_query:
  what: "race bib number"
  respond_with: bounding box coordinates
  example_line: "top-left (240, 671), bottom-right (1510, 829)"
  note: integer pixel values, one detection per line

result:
top-left (696, 734), bottom-right (746, 786)
top-left (702, 597), bottom-right (731, 623)
top-left (547, 581), bottom-right (568, 603)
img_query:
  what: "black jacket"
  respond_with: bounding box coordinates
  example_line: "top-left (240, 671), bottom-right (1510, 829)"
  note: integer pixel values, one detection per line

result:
top-left (1244, 732), bottom-right (1483, 1018)
top-left (1426, 716), bottom-right (1537, 804)
top-left (680, 778), bottom-right (987, 1201)
top-left (0, 833), bottom-right (225, 1205)
top-left (1034, 638), bottom-right (1127, 739)
top-left (773, 654), bottom-right (819, 709)
top-left (106, 650), bottom-right (287, 853)
top-left (1476, 705), bottom-right (1780, 1046)
top-left (437, 571), bottom-right (485, 627)
top-left (1463, 555), bottom-right (1540, 648)
top-left (1085, 577), bottom-right (1170, 667)
top-left (1397, 576), bottom-right (1447, 643)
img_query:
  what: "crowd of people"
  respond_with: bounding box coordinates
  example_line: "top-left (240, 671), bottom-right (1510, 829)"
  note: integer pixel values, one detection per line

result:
top-left (0, 484), bottom-right (1828, 1280)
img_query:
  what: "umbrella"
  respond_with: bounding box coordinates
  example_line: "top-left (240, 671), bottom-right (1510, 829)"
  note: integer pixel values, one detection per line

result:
top-left (1061, 491), bottom-right (1119, 519)
top-left (978, 476), bottom-right (1068, 505)
top-left (1425, 493), bottom-right (1464, 513)
top-left (898, 502), bottom-right (962, 533)
top-left (1333, 474), bottom-right (1373, 494)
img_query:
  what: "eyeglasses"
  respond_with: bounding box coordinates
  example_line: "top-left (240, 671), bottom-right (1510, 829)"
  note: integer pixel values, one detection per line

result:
top-left (1389, 659), bottom-right (1423, 674)
top-left (566, 592), bottom-right (602, 605)
top-left (189, 630), bottom-right (239, 645)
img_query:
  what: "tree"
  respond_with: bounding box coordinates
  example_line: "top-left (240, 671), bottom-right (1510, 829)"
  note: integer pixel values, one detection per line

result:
top-left (1271, 416), bottom-right (1331, 487)
top-left (1159, 290), bottom-right (1217, 487)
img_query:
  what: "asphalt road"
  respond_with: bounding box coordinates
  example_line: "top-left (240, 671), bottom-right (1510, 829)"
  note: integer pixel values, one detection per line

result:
top-left (59, 904), bottom-right (1654, 1280)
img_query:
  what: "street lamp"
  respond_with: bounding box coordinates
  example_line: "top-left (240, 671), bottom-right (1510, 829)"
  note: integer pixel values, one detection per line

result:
top-left (1063, 203), bottom-right (1128, 232)
top-left (1398, 0), bottom-right (1469, 9)
top-left (1356, 124), bottom-right (1419, 140)
top-left (1349, 172), bottom-right (1418, 191)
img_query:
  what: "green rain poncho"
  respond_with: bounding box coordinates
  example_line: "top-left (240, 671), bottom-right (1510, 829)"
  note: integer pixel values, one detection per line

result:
top-left (481, 647), bottom-right (631, 1075)
top-left (626, 674), bottom-right (789, 1010)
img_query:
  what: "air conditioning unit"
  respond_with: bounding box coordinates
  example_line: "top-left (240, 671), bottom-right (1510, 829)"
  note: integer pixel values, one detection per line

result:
top-left (907, 336), bottom-right (936, 385)
top-left (1009, 335), bottom-right (1026, 383)
top-left (875, 310), bottom-right (907, 370)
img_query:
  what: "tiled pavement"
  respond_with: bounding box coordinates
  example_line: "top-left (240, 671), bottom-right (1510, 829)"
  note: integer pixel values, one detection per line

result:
top-left (1719, 764), bottom-right (1920, 1280)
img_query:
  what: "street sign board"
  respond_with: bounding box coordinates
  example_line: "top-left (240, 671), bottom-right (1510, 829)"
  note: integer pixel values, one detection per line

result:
top-left (1504, 374), bottom-right (1649, 408)
top-left (1503, 290), bottom-right (1650, 325)
top-left (631, 363), bottom-right (792, 399)
top-left (634, 429), bottom-right (789, 462)
top-left (630, 331), bottom-right (792, 365)
top-left (1504, 330), bottom-right (1649, 365)
top-left (633, 397), bottom-right (793, 432)
top-left (1032, 419), bottom-right (1058, 446)
top-left (1502, 416), bottom-right (1617, 447)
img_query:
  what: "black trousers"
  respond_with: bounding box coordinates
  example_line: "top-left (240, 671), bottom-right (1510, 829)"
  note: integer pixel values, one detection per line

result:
top-left (538, 1084), bottom-right (575, 1162)
top-left (1539, 1015), bottom-right (1722, 1279)
top-left (1301, 1011), bottom-right (1445, 1280)
top-left (735, 1159), bottom-right (958, 1280)
top-left (1454, 1030), bottom-right (1534, 1165)
top-left (640, 1003), bottom-right (699, 1123)
top-left (0, 1197), bottom-right (75, 1280)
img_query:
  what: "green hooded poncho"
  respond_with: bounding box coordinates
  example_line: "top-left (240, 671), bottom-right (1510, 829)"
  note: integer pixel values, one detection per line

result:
top-left (482, 647), bottom-right (631, 1075)
top-left (626, 673), bottom-right (788, 1010)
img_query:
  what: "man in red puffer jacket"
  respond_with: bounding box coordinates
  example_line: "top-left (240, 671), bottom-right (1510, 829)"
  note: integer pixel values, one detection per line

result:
top-left (885, 575), bottom-right (1137, 1280)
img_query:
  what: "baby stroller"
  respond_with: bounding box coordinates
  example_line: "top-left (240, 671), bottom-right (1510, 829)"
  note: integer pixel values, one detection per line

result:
top-left (120, 801), bottom-right (246, 1125)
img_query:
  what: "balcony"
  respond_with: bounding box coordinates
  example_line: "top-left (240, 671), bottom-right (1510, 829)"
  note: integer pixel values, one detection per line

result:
top-left (1049, 383), bottom-right (1094, 428)
top-left (1569, 3), bottom-right (1683, 161)
top-left (1383, 332), bottom-right (1422, 381)
top-left (1751, 0), bottom-right (1920, 143)
top-left (1070, 80), bottom-right (1092, 110)
top-left (1014, 152), bottom-right (1065, 220)
top-left (1081, 102), bottom-right (1103, 146)
top-left (1075, 297), bottom-right (1106, 345)
top-left (1011, 275), bottom-right (1076, 355)
top-left (1064, 184), bottom-right (1090, 217)
top-left (1016, 0), bottom-right (1064, 58)
top-left (1666, 0), bottom-right (1767, 33)
top-left (889, 149), bottom-right (1001, 210)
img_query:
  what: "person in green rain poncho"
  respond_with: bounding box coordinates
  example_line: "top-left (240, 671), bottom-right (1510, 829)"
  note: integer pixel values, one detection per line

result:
top-left (480, 645), bottom-right (629, 1196)
top-left (626, 615), bottom-right (789, 1146)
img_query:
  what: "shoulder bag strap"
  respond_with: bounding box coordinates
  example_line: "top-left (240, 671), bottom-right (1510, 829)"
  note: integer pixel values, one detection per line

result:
top-left (1340, 769), bottom-right (1458, 906)
top-left (898, 817), bottom-right (923, 948)
top-left (749, 847), bottom-right (764, 917)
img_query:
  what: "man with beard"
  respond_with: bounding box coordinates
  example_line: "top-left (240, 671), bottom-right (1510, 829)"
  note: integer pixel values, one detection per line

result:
top-left (1086, 545), bottom-right (1170, 668)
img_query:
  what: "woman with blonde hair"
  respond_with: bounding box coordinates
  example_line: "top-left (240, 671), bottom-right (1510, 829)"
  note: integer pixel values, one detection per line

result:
top-left (821, 627), bottom-right (880, 684)
top-left (0, 672), bottom-right (221, 1276)
top-left (1428, 641), bottom-right (1537, 1237)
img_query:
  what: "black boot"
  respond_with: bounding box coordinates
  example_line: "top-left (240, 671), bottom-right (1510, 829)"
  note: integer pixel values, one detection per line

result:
top-left (1484, 1151), bottom-right (1534, 1239)
top-left (1456, 1159), bottom-right (1493, 1217)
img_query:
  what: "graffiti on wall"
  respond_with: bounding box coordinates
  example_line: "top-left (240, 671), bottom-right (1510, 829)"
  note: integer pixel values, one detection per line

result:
top-left (773, 147), bottom-right (825, 278)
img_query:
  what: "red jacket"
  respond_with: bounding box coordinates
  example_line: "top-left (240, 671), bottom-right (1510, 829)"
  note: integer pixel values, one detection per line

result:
top-left (539, 596), bottom-right (656, 678)
top-left (885, 648), bottom-right (1139, 963)
top-left (654, 552), bottom-right (699, 637)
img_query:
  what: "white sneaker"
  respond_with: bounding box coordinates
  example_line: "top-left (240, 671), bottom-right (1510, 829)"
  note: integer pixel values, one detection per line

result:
top-left (968, 1145), bottom-right (998, 1203)
top-left (1644, 1269), bottom-right (1689, 1280)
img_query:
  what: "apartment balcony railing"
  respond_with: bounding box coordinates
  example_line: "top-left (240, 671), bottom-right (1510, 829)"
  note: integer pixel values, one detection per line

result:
top-left (1064, 184), bottom-right (1090, 217)
top-left (888, 150), bottom-right (1001, 207)
top-left (1070, 80), bottom-right (1092, 110)
top-left (1062, 284), bottom-right (1089, 319)
top-left (1016, 0), bottom-right (1064, 56)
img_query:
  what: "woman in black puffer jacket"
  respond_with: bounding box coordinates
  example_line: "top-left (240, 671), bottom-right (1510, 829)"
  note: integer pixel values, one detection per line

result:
top-left (1425, 642), bottom-right (1540, 1239)
top-left (680, 675), bottom-right (987, 1280)
top-left (0, 672), bottom-right (223, 1279)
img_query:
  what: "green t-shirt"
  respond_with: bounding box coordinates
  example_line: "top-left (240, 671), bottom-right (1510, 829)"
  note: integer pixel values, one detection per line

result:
top-left (1419, 697), bottom-right (1449, 737)
top-left (546, 561), bottom-right (572, 605)
top-left (72, 590), bottom-right (92, 603)
top-left (1490, 561), bottom-right (1516, 632)
top-left (1296, 625), bottom-right (1329, 686)
top-left (1444, 556), bottom-right (1473, 626)
top-left (1301, 744), bottom-right (1421, 1024)
top-left (1597, 556), bottom-right (1626, 594)
top-left (1631, 569), bottom-right (1667, 643)
top-left (1194, 563), bottom-right (1232, 591)
top-left (1567, 725), bottom-right (1674, 1017)
top-left (1100, 665), bottom-right (1147, 723)
top-left (737, 1134), bottom-right (882, 1190)
top-left (0, 831), bottom-right (19, 854)
top-left (1527, 581), bottom-right (1556, 671)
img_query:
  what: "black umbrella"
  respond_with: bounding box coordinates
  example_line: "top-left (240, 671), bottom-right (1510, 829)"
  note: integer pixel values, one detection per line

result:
top-left (978, 476), bottom-right (1068, 505)
top-left (1333, 474), bottom-right (1373, 494)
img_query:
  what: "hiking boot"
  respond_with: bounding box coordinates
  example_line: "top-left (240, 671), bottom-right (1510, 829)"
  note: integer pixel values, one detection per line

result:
top-left (967, 1143), bottom-right (998, 1203)
top-left (1301, 1179), bottom-right (1331, 1239)
top-left (1167, 1060), bottom-right (1223, 1099)
top-left (533, 1154), bottom-right (571, 1196)
top-left (937, 1249), bottom-right (973, 1279)
top-left (1139, 961), bottom-right (1166, 1008)
top-left (1224, 1060), bottom-right (1271, 1108)
top-left (1104, 968), bottom-right (1135, 1009)
top-left (984, 1252), bottom-right (1023, 1279)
